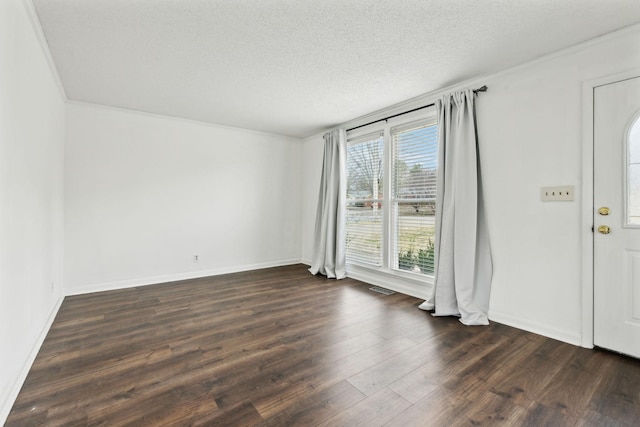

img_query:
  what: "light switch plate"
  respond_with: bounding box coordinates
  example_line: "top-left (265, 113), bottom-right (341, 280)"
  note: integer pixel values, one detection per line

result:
top-left (541, 185), bottom-right (575, 201)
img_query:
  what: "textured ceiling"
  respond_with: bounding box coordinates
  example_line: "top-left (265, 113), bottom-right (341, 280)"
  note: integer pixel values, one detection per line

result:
top-left (32, 0), bottom-right (640, 138)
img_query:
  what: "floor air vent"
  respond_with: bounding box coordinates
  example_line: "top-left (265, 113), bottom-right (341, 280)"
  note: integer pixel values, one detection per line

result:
top-left (369, 286), bottom-right (395, 295)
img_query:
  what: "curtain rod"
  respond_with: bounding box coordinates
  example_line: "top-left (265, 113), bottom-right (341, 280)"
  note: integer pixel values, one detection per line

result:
top-left (346, 85), bottom-right (488, 132)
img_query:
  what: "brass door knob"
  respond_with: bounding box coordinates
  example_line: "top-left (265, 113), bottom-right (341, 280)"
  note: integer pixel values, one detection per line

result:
top-left (598, 225), bottom-right (611, 234)
top-left (598, 207), bottom-right (610, 216)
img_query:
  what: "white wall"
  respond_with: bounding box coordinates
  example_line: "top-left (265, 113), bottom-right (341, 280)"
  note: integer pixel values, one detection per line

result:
top-left (0, 0), bottom-right (65, 422)
top-left (301, 26), bottom-right (640, 345)
top-left (64, 103), bottom-right (302, 294)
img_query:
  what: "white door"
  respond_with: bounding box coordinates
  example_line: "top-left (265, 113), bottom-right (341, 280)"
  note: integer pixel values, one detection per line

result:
top-left (594, 75), bottom-right (640, 358)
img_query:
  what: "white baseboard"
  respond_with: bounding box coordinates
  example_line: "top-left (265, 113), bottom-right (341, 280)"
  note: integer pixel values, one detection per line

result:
top-left (1, 295), bottom-right (64, 425)
top-left (488, 308), bottom-right (583, 347)
top-left (64, 259), bottom-right (302, 296)
top-left (346, 266), bottom-right (431, 300)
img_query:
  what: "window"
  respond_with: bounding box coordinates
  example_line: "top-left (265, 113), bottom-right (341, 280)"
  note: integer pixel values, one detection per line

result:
top-left (391, 123), bottom-right (438, 274)
top-left (628, 114), bottom-right (640, 225)
top-left (346, 112), bottom-right (438, 280)
top-left (346, 132), bottom-right (384, 266)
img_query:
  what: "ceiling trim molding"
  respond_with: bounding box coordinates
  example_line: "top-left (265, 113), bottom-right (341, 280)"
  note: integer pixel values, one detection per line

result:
top-left (66, 100), bottom-right (304, 142)
top-left (21, 0), bottom-right (67, 101)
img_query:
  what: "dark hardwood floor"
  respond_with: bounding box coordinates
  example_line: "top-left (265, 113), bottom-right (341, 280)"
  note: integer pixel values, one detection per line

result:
top-left (7, 264), bottom-right (640, 426)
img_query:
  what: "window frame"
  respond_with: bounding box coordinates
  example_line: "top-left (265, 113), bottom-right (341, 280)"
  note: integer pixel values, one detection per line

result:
top-left (345, 107), bottom-right (438, 285)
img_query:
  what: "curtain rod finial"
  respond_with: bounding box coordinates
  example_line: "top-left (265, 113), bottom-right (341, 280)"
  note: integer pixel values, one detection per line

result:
top-left (474, 85), bottom-right (488, 93)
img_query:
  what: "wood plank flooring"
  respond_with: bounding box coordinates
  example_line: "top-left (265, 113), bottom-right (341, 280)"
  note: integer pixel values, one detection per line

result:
top-left (6, 264), bottom-right (640, 426)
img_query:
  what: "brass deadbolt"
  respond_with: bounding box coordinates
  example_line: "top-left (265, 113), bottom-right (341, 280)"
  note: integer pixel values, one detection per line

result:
top-left (598, 207), bottom-right (610, 216)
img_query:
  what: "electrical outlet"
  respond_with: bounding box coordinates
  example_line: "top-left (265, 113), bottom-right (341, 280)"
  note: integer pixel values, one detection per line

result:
top-left (541, 185), bottom-right (575, 201)
top-left (193, 254), bottom-right (199, 263)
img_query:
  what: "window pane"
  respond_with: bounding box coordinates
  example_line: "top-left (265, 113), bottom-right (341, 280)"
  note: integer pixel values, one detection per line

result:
top-left (346, 201), bottom-right (383, 266)
top-left (346, 135), bottom-right (384, 265)
top-left (629, 117), bottom-right (640, 225)
top-left (393, 125), bottom-right (437, 199)
top-left (394, 202), bottom-right (435, 274)
top-left (347, 135), bottom-right (384, 200)
top-left (630, 117), bottom-right (640, 164)
top-left (392, 123), bottom-right (438, 276)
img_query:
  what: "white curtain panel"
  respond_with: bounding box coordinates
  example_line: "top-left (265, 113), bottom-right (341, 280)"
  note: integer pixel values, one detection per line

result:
top-left (309, 129), bottom-right (347, 279)
top-left (419, 90), bottom-right (493, 325)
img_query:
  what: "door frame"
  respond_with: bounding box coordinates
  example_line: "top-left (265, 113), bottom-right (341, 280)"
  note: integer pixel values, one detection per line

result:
top-left (581, 68), bottom-right (640, 349)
